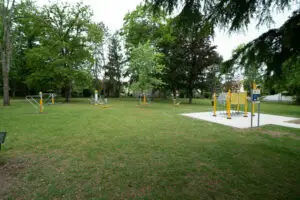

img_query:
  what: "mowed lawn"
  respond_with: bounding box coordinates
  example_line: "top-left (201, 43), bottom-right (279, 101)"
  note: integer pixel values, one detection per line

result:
top-left (0, 98), bottom-right (300, 200)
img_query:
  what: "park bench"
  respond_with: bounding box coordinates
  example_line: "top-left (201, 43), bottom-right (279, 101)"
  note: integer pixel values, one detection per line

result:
top-left (0, 132), bottom-right (6, 150)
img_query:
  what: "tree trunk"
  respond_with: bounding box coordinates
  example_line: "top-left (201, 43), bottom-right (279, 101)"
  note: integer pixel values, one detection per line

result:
top-left (65, 84), bottom-right (72, 102)
top-left (2, 71), bottom-right (10, 106)
top-left (188, 88), bottom-right (193, 104)
top-left (115, 82), bottom-right (120, 98)
top-left (1, 25), bottom-right (9, 106)
top-left (296, 91), bottom-right (300, 105)
top-left (1, 41), bottom-right (10, 106)
top-left (172, 88), bottom-right (176, 100)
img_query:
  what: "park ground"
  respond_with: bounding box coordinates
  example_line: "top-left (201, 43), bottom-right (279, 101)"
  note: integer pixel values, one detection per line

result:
top-left (0, 98), bottom-right (300, 199)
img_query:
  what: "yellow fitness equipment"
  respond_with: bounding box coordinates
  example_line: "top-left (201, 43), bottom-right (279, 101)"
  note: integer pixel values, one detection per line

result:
top-left (39, 91), bottom-right (43, 113)
top-left (214, 90), bottom-right (248, 119)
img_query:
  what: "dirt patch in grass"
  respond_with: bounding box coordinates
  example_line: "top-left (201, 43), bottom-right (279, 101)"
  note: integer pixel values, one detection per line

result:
top-left (261, 130), bottom-right (290, 137)
top-left (0, 157), bottom-right (29, 198)
top-left (121, 185), bottom-right (152, 199)
top-left (260, 130), bottom-right (300, 140)
top-left (287, 119), bottom-right (300, 124)
top-left (0, 172), bottom-right (12, 199)
top-left (233, 127), bottom-right (256, 133)
top-left (234, 127), bottom-right (299, 139)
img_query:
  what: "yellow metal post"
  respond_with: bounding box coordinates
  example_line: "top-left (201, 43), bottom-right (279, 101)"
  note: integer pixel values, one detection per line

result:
top-left (39, 91), bottom-right (43, 113)
top-left (252, 82), bottom-right (256, 116)
top-left (227, 90), bottom-right (231, 119)
top-left (237, 93), bottom-right (240, 113)
top-left (213, 92), bottom-right (216, 117)
top-left (244, 91), bottom-right (248, 117)
top-left (51, 94), bottom-right (55, 105)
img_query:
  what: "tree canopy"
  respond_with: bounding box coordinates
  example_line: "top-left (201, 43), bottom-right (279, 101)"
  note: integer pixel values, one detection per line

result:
top-left (224, 10), bottom-right (300, 102)
top-left (147, 0), bottom-right (297, 31)
top-left (1, 0), bottom-right (299, 104)
top-left (128, 42), bottom-right (164, 94)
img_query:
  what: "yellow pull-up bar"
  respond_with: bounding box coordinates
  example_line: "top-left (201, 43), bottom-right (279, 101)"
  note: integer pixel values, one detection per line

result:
top-left (226, 90), bottom-right (231, 119)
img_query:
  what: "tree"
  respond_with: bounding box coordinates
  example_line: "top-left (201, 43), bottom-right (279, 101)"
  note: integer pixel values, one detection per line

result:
top-left (9, 0), bottom-right (40, 96)
top-left (121, 4), bottom-right (167, 50)
top-left (223, 10), bottom-right (300, 103)
top-left (282, 56), bottom-right (300, 103)
top-left (128, 42), bottom-right (164, 98)
top-left (25, 2), bottom-right (98, 102)
top-left (147, 0), bottom-right (296, 31)
top-left (168, 12), bottom-right (222, 103)
top-left (88, 22), bottom-right (107, 90)
top-left (149, 0), bottom-right (300, 104)
top-left (121, 4), bottom-right (168, 95)
top-left (104, 32), bottom-right (124, 97)
top-left (1, 0), bottom-right (16, 106)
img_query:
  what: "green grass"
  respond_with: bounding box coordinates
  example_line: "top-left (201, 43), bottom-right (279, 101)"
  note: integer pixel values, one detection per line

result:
top-left (0, 98), bottom-right (300, 199)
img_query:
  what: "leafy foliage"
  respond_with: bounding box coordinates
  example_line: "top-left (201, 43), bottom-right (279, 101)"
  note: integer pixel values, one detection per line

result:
top-left (24, 2), bottom-right (101, 101)
top-left (147, 0), bottom-right (297, 31)
top-left (128, 42), bottom-right (164, 93)
top-left (121, 4), bottom-right (167, 49)
top-left (224, 10), bottom-right (300, 102)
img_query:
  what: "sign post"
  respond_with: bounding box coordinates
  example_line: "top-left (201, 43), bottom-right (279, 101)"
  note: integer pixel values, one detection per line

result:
top-left (251, 89), bottom-right (261, 128)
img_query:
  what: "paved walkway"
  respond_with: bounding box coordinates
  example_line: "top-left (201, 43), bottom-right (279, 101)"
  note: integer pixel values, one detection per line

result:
top-left (181, 112), bottom-right (300, 129)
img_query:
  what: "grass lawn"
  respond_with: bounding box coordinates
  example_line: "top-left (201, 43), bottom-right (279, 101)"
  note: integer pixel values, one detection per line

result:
top-left (0, 98), bottom-right (300, 199)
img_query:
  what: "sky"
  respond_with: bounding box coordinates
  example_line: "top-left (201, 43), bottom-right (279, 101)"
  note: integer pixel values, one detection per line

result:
top-left (36, 0), bottom-right (293, 60)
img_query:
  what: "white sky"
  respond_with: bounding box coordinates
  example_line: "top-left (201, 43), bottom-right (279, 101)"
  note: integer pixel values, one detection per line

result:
top-left (36, 0), bottom-right (294, 60)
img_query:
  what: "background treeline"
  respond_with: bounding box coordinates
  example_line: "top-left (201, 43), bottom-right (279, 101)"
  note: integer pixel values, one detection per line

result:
top-left (1, 0), bottom-right (299, 104)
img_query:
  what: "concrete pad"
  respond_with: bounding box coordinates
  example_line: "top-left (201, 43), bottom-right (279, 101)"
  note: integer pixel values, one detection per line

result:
top-left (181, 112), bottom-right (300, 129)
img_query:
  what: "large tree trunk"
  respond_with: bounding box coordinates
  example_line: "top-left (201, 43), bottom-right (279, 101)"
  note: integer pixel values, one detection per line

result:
top-left (1, 43), bottom-right (10, 106)
top-left (2, 70), bottom-right (10, 106)
top-left (65, 88), bottom-right (71, 102)
top-left (64, 83), bottom-right (72, 102)
top-left (1, 0), bottom-right (15, 106)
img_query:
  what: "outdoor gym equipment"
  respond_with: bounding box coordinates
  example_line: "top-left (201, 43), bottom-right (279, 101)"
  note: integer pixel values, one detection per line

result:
top-left (25, 92), bottom-right (57, 113)
top-left (172, 90), bottom-right (181, 106)
top-left (25, 91), bottom-right (44, 113)
top-left (44, 93), bottom-right (56, 105)
top-left (173, 98), bottom-right (181, 106)
top-left (212, 81), bottom-right (261, 123)
top-left (212, 90), bottom-right (248, 119)
top-left (138, 93), bottom-right (152, 104)
top-left (89, 90), bottom-right (108, 107)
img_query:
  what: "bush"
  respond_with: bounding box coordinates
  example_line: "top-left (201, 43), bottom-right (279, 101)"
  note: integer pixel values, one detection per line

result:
top-left (83, 89), bottom-right (92, 97)
top-left (71, 91), bottom-right (79, 97)
top-left (203, 92), bottom-right (211, 99)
